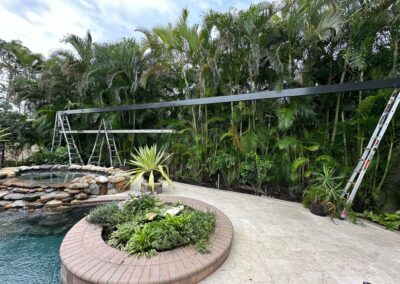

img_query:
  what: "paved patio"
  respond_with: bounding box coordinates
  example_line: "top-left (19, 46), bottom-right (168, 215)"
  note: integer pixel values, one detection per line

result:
top-left (153, 182), bottom-right (400, 284)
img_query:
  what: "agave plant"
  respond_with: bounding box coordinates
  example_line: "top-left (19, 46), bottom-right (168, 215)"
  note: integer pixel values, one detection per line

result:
top-left (0, 128), bottom-right (10, 142)
top-left (127, 145), bottom-right (173, 192)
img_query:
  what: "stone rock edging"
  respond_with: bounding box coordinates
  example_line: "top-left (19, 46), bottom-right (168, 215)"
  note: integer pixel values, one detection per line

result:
top-left (60, 196), bottom-right (233, 284)
top-left (0, 164), bottom-right (130, 212)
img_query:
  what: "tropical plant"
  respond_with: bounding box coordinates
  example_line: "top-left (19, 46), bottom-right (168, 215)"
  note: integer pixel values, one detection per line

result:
top-left (360, 210), bottom-right (400, 231)
top-left (2, 0), bottom-right (400, 214)
top-left (303, 165), bottom-right (345, 210)
top-left (0, 128), bottom-right (10, 142)
top-left (87, 194), bottom-right (216, 257)
top-left (127, 145), bottom-right (173, 191)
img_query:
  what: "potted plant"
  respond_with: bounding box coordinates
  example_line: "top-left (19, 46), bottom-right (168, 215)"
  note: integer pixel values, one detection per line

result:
top-left (303, 165), bottom-right (345, 218)
top-left (308, 191), bottom-right (326, 216)
top-left (127, 144), bottom-right (173, 193)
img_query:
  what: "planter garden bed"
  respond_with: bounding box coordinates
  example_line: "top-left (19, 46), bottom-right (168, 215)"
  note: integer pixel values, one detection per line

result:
top-left (60, 195), bottom-right (233, 284)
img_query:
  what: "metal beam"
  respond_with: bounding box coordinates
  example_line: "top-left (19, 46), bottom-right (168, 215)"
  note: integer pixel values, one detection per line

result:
top-left (59, 78), bottom-right (400, 115)
top-left (60, 129), bottom-right (176, 134)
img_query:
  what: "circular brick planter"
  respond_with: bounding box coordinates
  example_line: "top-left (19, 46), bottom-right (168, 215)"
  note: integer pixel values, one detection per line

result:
top-left (60, 196), bottom-right (233, 284)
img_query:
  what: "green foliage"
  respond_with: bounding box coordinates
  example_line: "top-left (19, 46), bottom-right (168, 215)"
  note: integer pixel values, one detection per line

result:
top-left (87, 194), bottom-right (216, 257)
top-left (0, 128), bottom-right (10, 142)
top-left (127, 145), bottom-right (173, 191)
top-left (107, 222), bottom-right (138, 249)
top-left (3, 1), bottom-right (400, 213)
top-left (86, 203), bottom-right (121, 227)
top-left (0, 111), bottom-right (35, 145)
top-left (360, 211), bottom-right (400, 231)
top-left (303, 165), bottom-right (345, 210)
top-left (27, 147), bottom-right (68, 165)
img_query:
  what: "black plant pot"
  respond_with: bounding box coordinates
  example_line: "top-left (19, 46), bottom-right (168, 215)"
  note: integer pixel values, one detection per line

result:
top-left (310, 202), bottom-right (326, 216)
top-left (143, 172), bottom-right (161, 182)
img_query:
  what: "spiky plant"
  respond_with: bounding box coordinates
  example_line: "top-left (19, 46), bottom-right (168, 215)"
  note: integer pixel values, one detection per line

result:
top-left (127, 145), bottom-right (173, 192)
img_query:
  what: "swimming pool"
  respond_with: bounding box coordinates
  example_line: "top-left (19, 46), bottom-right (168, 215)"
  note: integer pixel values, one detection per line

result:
top-left (0, 207), bottom-right (93, 283)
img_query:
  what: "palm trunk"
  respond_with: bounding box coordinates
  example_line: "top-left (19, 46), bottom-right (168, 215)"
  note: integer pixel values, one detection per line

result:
top-left (375, 140), bottom-right (393, 200)
top-left (341, 110), bottom-right (348, 165)
top-left (331, 47), bottom-right (350, 146)
top-left (391, 38), bottom-right (398, 76)
top-left (357, 69), bottom-right (364, 156)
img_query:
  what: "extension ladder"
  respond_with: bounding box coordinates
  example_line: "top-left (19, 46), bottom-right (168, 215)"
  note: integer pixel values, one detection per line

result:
top-left (341, 89), bottom-right (400, 218)
top-left (51, 112), bottom-right (84, 165)
top-left (87, 119), bottom-right (122, 168)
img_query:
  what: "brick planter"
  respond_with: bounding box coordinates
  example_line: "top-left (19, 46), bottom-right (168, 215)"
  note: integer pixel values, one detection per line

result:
top-left (60, 196), bottom-right (234, 284)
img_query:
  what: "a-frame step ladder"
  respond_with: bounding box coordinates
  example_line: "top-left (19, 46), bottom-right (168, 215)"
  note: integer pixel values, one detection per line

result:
top-left (341, 89), bottom-right (400, 218)
top-left (51, 112), bottom-right (84, 165)
top-left (87, 119), bottom-right (122, 168)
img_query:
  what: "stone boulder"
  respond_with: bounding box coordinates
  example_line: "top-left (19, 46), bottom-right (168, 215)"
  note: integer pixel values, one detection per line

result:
top-left (95, 176), bottom-right (108, 184)
top-left (53, 192), bottom-right (71, 200)
top-left (23, 192), bottom-right (43, 201)
top-left (0, 200), bottom-right (12, 207)
top-left (71, 199), bottom-right (83, 205)
top-left (45, 188), bottom-right (56, 193)
top-left (163, 205), bottom-right (184, 216)
top-left (62, 196), bottom-right (74, 203)
top-left (82, 175), bottom-right (95, 184)
top-left (67, 182), bottom-right (89, 189)
top-left (11, 200), bottom-right (28, 208)
top-left (27, 202), bottom-right (44, 209)
top-left (145, 212), bottom-right (158, 221)
top-left (88, 183), bottom-right (99, 195)
top-left (114, 180), bottom-right (129, 193)
top-left (0, 190), bottom-right (9, 199)
top-left (45, 200), bottom-right (62, 208)
top-left (12, 188), bottom-right (30, 194)
top-left (3, 193), bottom-right (25, 200)
top-left (66, 189), bottom-right (81, 195)
top-left (71, 177), bottom-right (83, 183)
top-left (40, 193), bottom-right (57, 203)
top-left (108, 176), bottom-right (126, 184)
top-left (69, 165), bottom-right (82, 170)
top-left (99, 183), bottom-right (108, 195)
top-left (18, 166), bottom-right (30, 171)
top-left (0, 173), bottom-right (7, 179)
top-left (75, 193), bottom-right (88, 200)
top-left (50, 206), bottom-right (71, 213)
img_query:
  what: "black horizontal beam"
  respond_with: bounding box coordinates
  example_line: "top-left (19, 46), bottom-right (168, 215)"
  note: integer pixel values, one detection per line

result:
top-left (59, 78), bottom-right (400, 115)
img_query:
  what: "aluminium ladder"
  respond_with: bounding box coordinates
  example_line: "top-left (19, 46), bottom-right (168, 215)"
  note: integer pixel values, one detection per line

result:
top-left (51, 112), bottom-right (84, 165)
top-left (341, 89), bottom-right (400, 218)
top-left (87, 119), bottom-right (122, 167)
top-left (87, 121), bottom-right (105, 166)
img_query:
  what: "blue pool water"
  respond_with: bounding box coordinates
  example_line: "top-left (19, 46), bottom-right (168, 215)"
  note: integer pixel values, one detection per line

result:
top-left (0, 207), bottom-right (93, 284)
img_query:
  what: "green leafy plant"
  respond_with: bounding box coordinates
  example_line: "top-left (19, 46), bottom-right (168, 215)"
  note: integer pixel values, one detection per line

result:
top-left (360, 211), bottom-right (400, 231)
top-left (0, 128), bottom-right (10, 142)
top-left (86, 203), bottom-right (121, 227)
top-left (27, 147), bottom-right (69, 165)
top-left (87, 194), bottom-right (216, 257)
top-left (127, 145), bottom-right (173, 192)
top-left (303, 165), bottom-right (345, 215)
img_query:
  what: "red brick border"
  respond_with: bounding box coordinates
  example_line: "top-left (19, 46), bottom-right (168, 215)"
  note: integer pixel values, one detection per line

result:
top-left (60, 196), bottom-right (234, 284)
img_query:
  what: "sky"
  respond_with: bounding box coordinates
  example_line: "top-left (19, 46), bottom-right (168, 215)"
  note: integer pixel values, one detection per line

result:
top-left (0, 0), bottom-right (264, 57)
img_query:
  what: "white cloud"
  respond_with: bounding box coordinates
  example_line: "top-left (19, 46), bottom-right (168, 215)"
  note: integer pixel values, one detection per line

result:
top-left (0, 0), bottom-right (262, 57)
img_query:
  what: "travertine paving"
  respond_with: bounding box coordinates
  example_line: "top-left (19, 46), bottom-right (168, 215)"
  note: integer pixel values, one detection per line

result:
top-left (158, 182), bottom-right (400, 284)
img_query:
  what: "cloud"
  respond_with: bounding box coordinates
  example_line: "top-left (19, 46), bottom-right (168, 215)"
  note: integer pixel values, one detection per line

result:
top-left (0, 0), bottom-right (263, 57)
